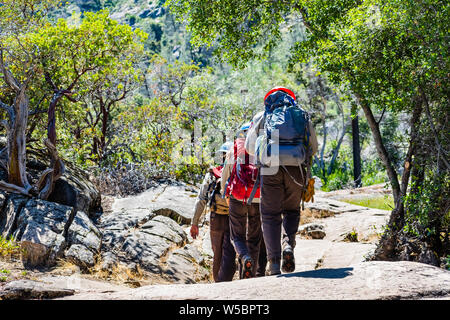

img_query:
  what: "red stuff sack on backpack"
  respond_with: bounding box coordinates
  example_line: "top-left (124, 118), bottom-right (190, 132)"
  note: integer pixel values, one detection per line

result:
top-left (226, 138), bottom-right (260, 202)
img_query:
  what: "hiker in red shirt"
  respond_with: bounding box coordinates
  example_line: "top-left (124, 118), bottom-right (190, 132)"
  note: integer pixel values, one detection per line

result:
top-left (190, 141), bottom-right (236, 282)
top-left (222, 123), bottom-right (263, 279)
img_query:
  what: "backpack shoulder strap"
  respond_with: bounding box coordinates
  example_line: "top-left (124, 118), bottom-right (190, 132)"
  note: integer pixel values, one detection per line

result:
top-left (246, 170), bottom-right (260, 205)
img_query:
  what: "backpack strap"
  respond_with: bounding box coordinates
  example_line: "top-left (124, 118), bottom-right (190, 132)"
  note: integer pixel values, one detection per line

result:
top-left (209, 179), bottom-right (222, 212)
top-left (281, 165), bottom-right (304, 188)
top-left (246, 169), bottom-right (260, 205)
top-left (207, 178), bottom-right (217, 207)
top-left (225, 142), bottom-right (238, 198)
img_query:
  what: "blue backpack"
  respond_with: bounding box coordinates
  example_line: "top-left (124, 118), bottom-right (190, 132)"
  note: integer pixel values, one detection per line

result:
top-left (256, 90), bottom-right (311, 167)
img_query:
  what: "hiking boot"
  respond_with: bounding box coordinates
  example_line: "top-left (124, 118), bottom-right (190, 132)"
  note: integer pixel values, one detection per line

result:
top-left (240, 255), bottom-right (254, 279)
top-left (255, 268), bottom-right (266, 277)
top-left (265, 259), bottom-right (281, 276)
top-left (282, 246), bottom-right (295, 273)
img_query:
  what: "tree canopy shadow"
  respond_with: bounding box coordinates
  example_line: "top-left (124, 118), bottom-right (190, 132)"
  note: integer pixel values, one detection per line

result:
top-left (277, 267), bottom-right (354, 279)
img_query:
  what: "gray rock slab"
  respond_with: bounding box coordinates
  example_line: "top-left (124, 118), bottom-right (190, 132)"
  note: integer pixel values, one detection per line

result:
top-left (0, 279), bottom-right (75, 300)
top-left (294, 238), bottom-right (376, 271)
top-left (319, 207), bottom-right (390, 242)
top-left (19, 223), bottom-right (67, 267)
top-left (99, 208), bottom-right (154, 231)
top-left (100, 251), bottom-right (118, 271)
top-left (101, 229), bottom-right (128, 251)
top-left (65, 244), bottom-right (96, 268)
top-left (111, 185), bottom-right (167, 212)
top-left (320, 242), bottom-right (377, 269)
top-left (120, 231), bottom-right (171, 272)
top-left (61, 261), bottom-right (450, 300)
top-left (39, 274), bottom-right (128, 294)
top-left (67, 211), bottom-right (102, 253)
top-left (14, 199), bottom-right (74, 237)
top-left (13, 199), bottom-right (74, 267)
top-left (303, 197), bottom-right (371, 217)
top-left (163, 248), bottom-right (209, 284)
top-left (0, 194), bottom-right (28, 239)
top-left (141, 215), bottom-right (186, 245)
top-left (201, 228), bottom-right (214, 258)
top-left (151, 185), bottom-right (197, 224)
top-left (111, 184), bottom-right (197, 225)
top-left (294, 239), bottom-right (332, 271)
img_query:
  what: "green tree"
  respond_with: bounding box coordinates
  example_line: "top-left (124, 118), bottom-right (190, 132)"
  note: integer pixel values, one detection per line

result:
top-left (0, 4), bottom-right (148, 198)
top-left (167, 0), bottom-right (449, 262)
top-left (0, 0), bottom-right (57, 195)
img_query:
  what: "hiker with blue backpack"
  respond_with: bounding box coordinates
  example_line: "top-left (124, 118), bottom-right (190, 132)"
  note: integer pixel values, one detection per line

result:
top-left (190, 141), bottom-right (237, 282)
top-left (221, 123), bottom-right (264, 279)
top-left (245, 87), bottom-right (318, 276)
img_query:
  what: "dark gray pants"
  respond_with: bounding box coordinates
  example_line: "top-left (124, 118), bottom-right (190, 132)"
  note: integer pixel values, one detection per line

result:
top-left (257, 238), bottom-right (267, 276)
top-left (210, 212), bottom-right (236, 282)
top-left (260, 166), bottom-right (304, 261)
top-left (228, 197), bottom-right (262, 277)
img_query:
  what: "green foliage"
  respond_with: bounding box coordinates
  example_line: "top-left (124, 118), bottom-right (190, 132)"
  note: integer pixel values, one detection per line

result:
top-left (166, 0), bottom-right (292, 68)
top-left (322, 169), bottom-right (352, 192)
top-left (166, 0), bottom-right (449, 264)
top-left (30, 10), bottom-right (147, 96)
top-left (344, 228), bottom-right (359, 242)
top-left (342, 195), bottom-right (394, 211)
top-left (403, 171), bottom-right (450, 238)
top-left (361, 159), bottom-right (389, 186)
top-left (0, 236), bottom-right (22, 260)
top-left (31, 10), bottom-right (147, 164)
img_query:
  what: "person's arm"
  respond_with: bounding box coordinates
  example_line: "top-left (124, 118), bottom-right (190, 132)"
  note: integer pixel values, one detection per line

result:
top-left (245, 111), bottom-right (264, 156)
top-left (191, 172), bottom-right (213, 238)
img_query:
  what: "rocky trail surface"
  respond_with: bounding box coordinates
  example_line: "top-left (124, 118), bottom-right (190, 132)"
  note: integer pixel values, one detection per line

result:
top-left (1, 182), bottom-right (449, 300)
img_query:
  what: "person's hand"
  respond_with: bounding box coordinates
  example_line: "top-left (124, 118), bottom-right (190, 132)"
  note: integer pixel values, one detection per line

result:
top-left (190, 225), bottom-right (199, 239)
top-left (226, 196), bottom-right (230, 206)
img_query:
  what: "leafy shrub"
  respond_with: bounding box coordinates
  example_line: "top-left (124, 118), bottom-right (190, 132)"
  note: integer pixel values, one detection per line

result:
top-left (404, 171), bottom-right (449, 239)
top-left (361, 159), bottom-right (388, 186)
top-left (0, 236), bottom-right (22, 260)
top-left (321, 168), bottom-right (352, 191)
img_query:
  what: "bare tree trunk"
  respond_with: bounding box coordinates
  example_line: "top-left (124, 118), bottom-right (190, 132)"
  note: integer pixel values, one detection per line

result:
top-left (47, 92), bottom-right (63, 146)
top-left (7, 87), bottom-right (31, 191)
top-left (1, 49), bottom-right (31, 192)
top-left (356, 94), bottom-right (401, 204)
top-left (37, 91), bottom-right (65, 200)
top-left (99, 102), bottom-right (109, 160)
top-left (319, 97), bottom-right (327, 179)
top-left (352, 115), bottom-right (362, 188)
top-left (372, 99), bottom-right (423, 261)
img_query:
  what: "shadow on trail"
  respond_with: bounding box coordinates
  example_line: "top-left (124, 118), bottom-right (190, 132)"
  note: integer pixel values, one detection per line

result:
top-left (277, 267), bottom-right (353, 279)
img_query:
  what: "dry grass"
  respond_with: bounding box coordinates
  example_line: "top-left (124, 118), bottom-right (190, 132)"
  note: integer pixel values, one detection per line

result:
top-left (88, 257), bottom-right (147, 287)
top-left (53, 255), bottom-right (148, 288)
top-left (300, 208), bottom-right (335, 224)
